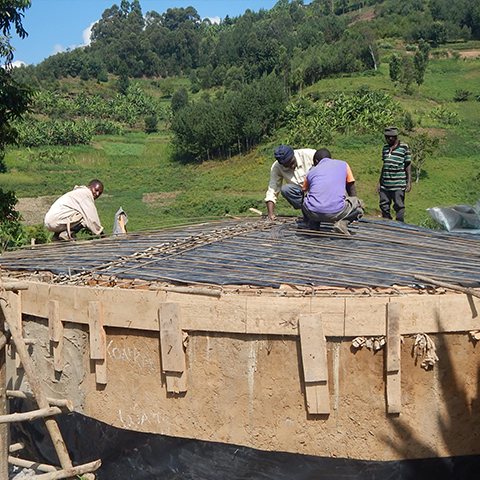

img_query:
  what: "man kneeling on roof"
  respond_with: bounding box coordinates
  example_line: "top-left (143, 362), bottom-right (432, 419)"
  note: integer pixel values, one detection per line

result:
top-left (44, 180), bottom-right (104, 242)
top-left (302, 149), bottom-right (364, 235)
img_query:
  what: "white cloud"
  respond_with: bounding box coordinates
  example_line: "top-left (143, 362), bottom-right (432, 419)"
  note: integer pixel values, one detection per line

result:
top-left (50, 21), bottom-right (97, 57)
top-left (52, 44), bottom-right (65, 55)
top-left (12, 60), bottom-right (26, 68)
top-left (206, 16), bottom-right (221, 24)
top-left (82, 21), bottom-right (97, 46)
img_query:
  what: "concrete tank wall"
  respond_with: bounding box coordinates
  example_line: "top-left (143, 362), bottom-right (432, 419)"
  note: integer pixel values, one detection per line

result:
top-left (14, 317), bottom-right (480, 462)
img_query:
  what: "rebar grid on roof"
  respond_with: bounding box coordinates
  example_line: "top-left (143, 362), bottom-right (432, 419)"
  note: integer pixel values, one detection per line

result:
top-left (2, 218), bottom-right (480, 290)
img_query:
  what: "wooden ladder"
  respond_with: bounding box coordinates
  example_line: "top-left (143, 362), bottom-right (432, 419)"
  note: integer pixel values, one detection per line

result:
top-left (0, 282), bottom-right (101, 480)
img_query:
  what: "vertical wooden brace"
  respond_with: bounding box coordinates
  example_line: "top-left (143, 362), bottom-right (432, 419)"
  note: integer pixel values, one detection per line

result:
top-left (48, 300), bottom-right (64, 373)
top-left (298, 313), bottom-right (330, 415)
top-left (158, 303), bottom-right (187, 393)
top-left (386, 302), bottom-right (401, 414)
top-left (88, 301), bottom-right (107, 385)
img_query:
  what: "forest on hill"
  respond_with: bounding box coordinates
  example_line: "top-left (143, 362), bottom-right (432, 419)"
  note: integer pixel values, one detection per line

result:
top-left (1, 0), bottom-right (480, 248)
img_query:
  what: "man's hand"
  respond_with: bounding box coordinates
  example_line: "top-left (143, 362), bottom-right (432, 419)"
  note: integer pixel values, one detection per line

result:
top-left (405, 182), bottom-right (412, 193)
top-left (375, 182), bottom-right (381, 194)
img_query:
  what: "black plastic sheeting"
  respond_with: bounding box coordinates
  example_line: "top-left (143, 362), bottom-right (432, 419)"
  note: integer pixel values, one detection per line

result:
top-left (10, 410), bottom-right (480, 480)
top-left (2, 218), bottom-right (480, 289)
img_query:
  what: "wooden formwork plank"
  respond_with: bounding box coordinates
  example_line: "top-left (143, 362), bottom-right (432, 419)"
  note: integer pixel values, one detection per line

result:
top-left (386, 303), bottom-right (401, 373)
top-left (17, 280), bottom-right (480, 337)
top-left (386, 302), bottom-right (401, 414)
top-left (158, 303), bottom-right (187, 393)
top-left (304, 384), bottom-right (330, 416)
top-left (298, 313), bottom-right (330, 415)
top-left (158, 303), bottom-right (185, 373)
top-left (386, 372), bottom-right (401, 415)
top-left (48, 300), bottom-right (64, 373)
top-left (48, 301), bottom-right (62, 343)
top-left (299, 314), bottom-right (328, 383)
top-left (94, 359), bottom-right (107, 385)
top-left (88, 302), bottom-right (106, 361)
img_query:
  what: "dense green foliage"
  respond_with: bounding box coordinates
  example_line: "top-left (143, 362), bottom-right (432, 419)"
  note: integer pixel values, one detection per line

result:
top-left (0, 1), bottom-right (35, 250)
top-left (171, 74), bottom-right (287, 160)
top-left (282, 87), bottom-right (399, 146)
top-left (1, 0), bottom-right (480, 248)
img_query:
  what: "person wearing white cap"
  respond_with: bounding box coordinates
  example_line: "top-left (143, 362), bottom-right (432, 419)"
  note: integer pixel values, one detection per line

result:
top-left (264, 145), bottom-right (315, 221)
top-left (376, 127), bottom-right (411, 222)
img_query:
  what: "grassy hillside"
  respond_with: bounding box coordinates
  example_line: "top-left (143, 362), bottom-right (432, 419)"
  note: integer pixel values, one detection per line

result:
top-left (4, 51), bottom-right (480, 236)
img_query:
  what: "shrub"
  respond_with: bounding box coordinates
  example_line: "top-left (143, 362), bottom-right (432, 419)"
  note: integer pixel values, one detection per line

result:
top-left (145, 116), bottom-right (158, 134)
top-left (453, 89), bottom-right (471, 102)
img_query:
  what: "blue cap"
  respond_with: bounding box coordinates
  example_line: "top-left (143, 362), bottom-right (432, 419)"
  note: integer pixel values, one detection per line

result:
top-left (274, 145), bottom-right (294, 165)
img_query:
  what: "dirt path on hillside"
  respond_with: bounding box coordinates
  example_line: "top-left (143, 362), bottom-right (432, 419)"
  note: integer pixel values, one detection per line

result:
top-left (17, 192), bottom-right (181, 226)
top-left (17, 196), bottom-right (59, 226)
top-left (459, 50), bottom-right (480, 58)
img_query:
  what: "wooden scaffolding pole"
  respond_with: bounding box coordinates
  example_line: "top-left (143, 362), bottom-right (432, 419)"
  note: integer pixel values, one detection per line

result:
top-left (0, 291), bottom-right (74, 472)
top-left (0, 329), bottom-right (8, 480)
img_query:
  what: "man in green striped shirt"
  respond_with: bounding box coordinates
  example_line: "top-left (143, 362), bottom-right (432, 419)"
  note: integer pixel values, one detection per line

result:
top-left (376, 126), bottom-right (411, 222)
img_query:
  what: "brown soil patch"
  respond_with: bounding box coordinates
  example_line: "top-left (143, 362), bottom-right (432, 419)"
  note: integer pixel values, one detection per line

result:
top-left (17, 196), bottom-right (59, 226)
top-left (348, 6), bottom-right (376, 26)
top-left (142, 191), bottom-right (180, 208)
top-left (459, 50), bottom-right (480, 59)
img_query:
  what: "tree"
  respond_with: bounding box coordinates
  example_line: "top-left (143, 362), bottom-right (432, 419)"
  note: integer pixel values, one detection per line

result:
top-left (0, 0), bottom-right (34, 172)
top-left (409, 133), bottom-right (440, 183)
top-left (413, 50), bottom-right (427, 91)
top-left (389, 53), bottom-right (401, 85)
top-left (399, 55), bottom-right (415, 94)
top-left (171, 86), bottom-right (189, 113)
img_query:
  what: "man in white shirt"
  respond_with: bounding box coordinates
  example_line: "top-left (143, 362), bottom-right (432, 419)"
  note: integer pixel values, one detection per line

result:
top-left (44, 180), bottom-right (104, 241)
top-left (264, 145), bottom-right (315, 220)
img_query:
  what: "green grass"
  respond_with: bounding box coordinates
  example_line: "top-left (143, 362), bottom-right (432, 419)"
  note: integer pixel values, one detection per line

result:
top-left (4, 55), bottom-right (480, 235)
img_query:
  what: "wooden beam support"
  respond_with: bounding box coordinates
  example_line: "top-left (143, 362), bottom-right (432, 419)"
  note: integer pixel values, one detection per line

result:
top-left (88, 301), bottom-right (107, 385)
top-left (298, 313), bottom-right (330, 415)
top-left (386, 302), bottom-right (401, 415)
top-left (158, 303), bottom-right (187, 393)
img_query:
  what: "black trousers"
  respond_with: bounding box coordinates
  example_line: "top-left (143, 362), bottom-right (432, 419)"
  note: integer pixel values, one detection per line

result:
top-left (379, 189), bottom-right (405, 222)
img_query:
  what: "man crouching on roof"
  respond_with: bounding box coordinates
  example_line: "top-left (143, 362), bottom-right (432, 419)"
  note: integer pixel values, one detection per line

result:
top-left (44, 180), bottom-right (104, 242)
top-left (302, 149), bottom-right (364, 235)
top-left (265, 145), bottom-right (316, 221)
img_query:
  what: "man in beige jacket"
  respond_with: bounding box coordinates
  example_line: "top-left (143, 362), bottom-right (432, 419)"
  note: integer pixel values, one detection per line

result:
top-left (44, 180), bottom-right (104, 241)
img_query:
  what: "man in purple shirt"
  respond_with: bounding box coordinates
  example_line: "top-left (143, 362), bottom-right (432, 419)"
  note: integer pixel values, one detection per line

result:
top-left (302, 149), bottom-right (364, 235)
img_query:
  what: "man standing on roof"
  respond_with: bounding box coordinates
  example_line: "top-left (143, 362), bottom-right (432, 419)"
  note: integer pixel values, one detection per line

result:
top-left (376, 126), bottom-right (411, 222)
top-left (44, 180), bottom-right (104, 242)
top-left (302, 149), bottom-right (364, 235)
top-left (265, 145), bottom-right (315, 221)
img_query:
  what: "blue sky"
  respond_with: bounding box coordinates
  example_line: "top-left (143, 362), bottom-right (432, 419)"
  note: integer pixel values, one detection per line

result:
top-left (12, 0), bottom-right (296, 66)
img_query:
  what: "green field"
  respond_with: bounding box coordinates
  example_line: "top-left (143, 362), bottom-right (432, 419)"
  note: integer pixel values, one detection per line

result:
top-left (4, 54), bottom-right (480, 237)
